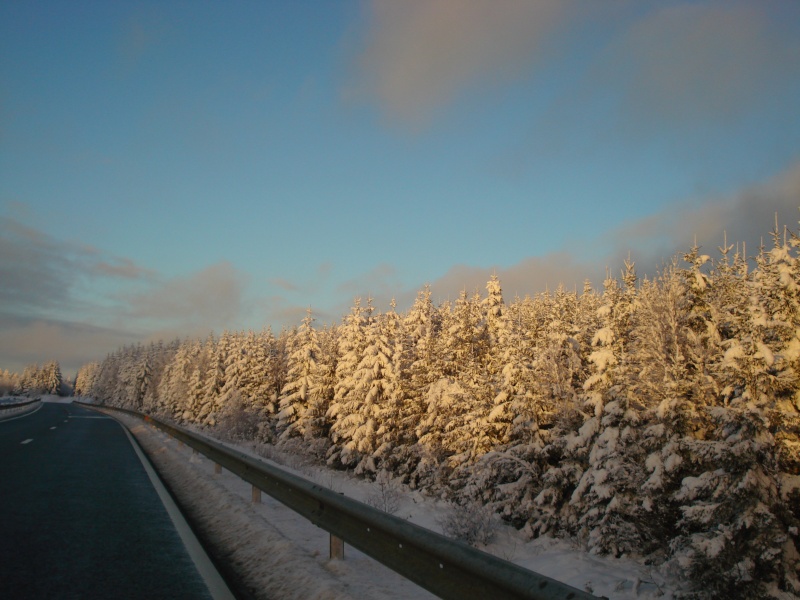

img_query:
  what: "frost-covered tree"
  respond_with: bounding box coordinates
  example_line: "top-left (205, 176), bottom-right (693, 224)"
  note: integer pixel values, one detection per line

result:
top-left (328, 301), bottom-right (403, 475)
top-left (40, 360), bottom-right (63, 395)
top-left (277, 309), bottom-right (325, 442)
top-left (327, 298), bottom-right (368, 467)
top-left (671, 403), bottom-right (794, 599)
top-left (419, 290), bottom-right (494, 475)
top-left (468, 304), bottom-right (545, 525)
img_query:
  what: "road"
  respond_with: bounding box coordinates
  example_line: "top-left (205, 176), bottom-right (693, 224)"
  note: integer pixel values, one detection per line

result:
top-left (0, 401), bottom-right (232, 599)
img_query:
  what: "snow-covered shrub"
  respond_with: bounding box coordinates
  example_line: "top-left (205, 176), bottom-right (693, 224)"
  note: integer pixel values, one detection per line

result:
top-left (364, 470), bottom-right (402, 515)
top-left (437, 500), bottom-right (497, 546)
top-left (459, 447), bottom-right (542, 529)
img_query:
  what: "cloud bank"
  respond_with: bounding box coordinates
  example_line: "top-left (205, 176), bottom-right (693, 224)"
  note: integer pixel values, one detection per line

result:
top-left (410, 160), bottom-right (800, 307)
top-left (347, 0), bottom-right (577, 127)
top-left (0, 217), bottom-right (251, 373)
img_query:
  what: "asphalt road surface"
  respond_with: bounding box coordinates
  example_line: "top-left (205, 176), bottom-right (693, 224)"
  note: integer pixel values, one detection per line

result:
top-left (0, 401), bottom-right (229, 599)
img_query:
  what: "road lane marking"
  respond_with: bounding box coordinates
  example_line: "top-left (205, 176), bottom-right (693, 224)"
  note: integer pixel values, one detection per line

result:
top-left (21, 439), bottom-right (33, 444)
top-left (50, 426), bottom-right (57, 430)
top-left (119, 424), bottom-right (235, 600)
top-left (67, 416), bottom-right (110, 419)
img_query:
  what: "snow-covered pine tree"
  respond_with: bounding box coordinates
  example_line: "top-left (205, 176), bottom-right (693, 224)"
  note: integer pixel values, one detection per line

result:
top-left (368, 300), bottom-right (407, 474)
top-left (203, 331), bottom-right (231, 424)
top-left (327, 298), bottom-right (368, 468)
top-left (74, 362), bottom-right (100, 397)
top-left (307, 324), bottom-right (338, 447)
top-left (186, 335), bottom-right (214, 422)
top-left (327, 299), bottom-right (400, 475)
top-left (418, 290), bottom-right (494, 491)
top-left (483, 273), bottom-right (506, 352)
top-left (250, 327), bottom-right (278, 413)
top-left (157, 339), bottom-right (196, 420)
top-left (41, 360), bottom-right (63, 395)
top-left (670, 228), bottom-right (800, 598)
top-left (564, 261), bottom-right (649, 555)
top-left (401, 287), bottom-right (439, 431)
top-left (277, 309), bottom-right (324, 442)
top-left (469, 295), bottom-right (546, 526)
top-left (631, 264), bottom-right (707, 553)
top-left (218, 331), bottom-right (247, 411)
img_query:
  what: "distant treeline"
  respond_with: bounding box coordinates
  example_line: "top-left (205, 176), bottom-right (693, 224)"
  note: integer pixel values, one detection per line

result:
top-left (1, 361), bottom-right (65, 396)
top-left (76, 223), bottom-right (800, 599)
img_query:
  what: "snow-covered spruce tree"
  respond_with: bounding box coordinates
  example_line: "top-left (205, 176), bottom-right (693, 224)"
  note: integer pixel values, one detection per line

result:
top-left (533, 285), bottom-right (585, 432)
top-left (252, 328), bottom-right (280, 412)
top-left (418, 290), bottom-right (495, 491)
top-left (468, 295), bottom-right (547, 527)
top-left (184, 335), bottom-right (213, 422)
top-left (90, 351), bottom-right (120, 405)
top-left (565, 261), bottom-right (650, 556)
top-left (668, 231), bottom-right (800, 598)
top-left (142, 340), bottom-right (177, 415)
top-left (396, 285), bottom-right (441, 479)
top-left (277, 309), bottom-right (326, 443)
top-left (260, 328), bottom-right (290, 418)
top-left (40, 360), bottom-right (63, 395)
top-left (74, 361), bottom-right (100, 397)
top-left (157, 339), bottom-right (197, 420)
top-left (483, 273), bottom-right (506, 353)
top-left (370, 300), bottom-right (409, 474)
top-left (328, 300), bottom-right (402, 476)
top-left (218, 331), bottom-right (248, 412)
top-left (633, 250), bottom-right (730, 555)
top-left (434, 291), bottom-right (495, 469)
top-left (671, 406), bottom-right (790, 599)
top-left (236, 329), bottom-right (272, 412)
top-left (202, 331), bottom-right (232, 425)
top-left (309, 324), bottom-right (338, 447)
top-left (532, 263), bottom-right (637, 543)
top-left (326, 298), bottom-right (368, 468)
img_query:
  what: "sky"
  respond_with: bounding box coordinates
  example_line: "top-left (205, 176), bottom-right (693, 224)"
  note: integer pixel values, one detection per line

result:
top-left (1, 0), bottom-right (799, 376)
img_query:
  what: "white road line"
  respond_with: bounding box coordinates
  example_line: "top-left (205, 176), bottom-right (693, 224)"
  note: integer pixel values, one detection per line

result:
top-left (67, 416), bottom-right (110, 419)
top-left (118, 424), bottom-right (235, 600)
top-left (50, 426), bottom-right (57, 430)
top-left (21, 439), bottom-right (33, 444)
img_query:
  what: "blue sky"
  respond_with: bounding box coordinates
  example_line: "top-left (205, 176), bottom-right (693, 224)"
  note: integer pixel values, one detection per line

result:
top-left (2, 0), bottom-right (799, 374)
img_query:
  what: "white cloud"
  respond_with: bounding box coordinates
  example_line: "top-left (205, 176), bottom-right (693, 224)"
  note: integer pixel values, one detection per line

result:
top-left (126, 261), bottom-right (248, 330)
top-left (346, 0), bottom-right (577, 127)
top-left (595, 2), bottom-right (800, 127)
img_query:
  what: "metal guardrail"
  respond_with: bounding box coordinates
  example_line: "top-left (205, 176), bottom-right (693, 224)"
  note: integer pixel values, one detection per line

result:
top-left (0, 398), bottom-right (40, 410)
top-left (0, 398), bottom-right (42, 422)
top-left (87, 402), bottom-right (600, 600)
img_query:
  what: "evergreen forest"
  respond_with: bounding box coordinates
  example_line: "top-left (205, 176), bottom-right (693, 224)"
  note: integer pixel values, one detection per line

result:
top-left (74, 224), bottom-right (800, 599)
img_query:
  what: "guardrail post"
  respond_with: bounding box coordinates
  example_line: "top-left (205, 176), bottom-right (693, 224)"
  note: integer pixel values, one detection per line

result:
top-left (252, 486), bottom-right (261, 504)
top-left (330, 534), bottom-right (344, 560)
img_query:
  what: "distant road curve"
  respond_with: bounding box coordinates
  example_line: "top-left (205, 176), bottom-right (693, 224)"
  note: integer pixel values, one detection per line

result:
top-left (0, 400), bottom-right (234, 600)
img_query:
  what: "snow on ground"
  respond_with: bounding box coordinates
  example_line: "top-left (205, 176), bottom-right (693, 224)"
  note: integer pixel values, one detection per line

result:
top-left (111, 409), bottom-right (682, 599)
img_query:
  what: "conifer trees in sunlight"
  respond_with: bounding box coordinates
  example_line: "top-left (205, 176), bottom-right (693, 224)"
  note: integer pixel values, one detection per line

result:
top-left (75, 219), bottom-right (800, 599)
